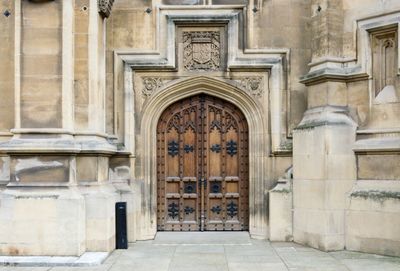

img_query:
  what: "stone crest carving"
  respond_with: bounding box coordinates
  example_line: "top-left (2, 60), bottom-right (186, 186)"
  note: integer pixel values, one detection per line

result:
top-left (183, 31), bottom-right (221, 71)
top-left (236, 77), bottom-right (264, 96)
top-left (98, 0), bottom-right (114, 18)
top-left (142, 77), bottom-right (164, 96)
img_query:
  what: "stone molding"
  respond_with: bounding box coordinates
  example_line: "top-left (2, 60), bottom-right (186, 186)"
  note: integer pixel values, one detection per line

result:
top-left (114, 6), bottom-right (290, 154)
top-left (115, 9), bottom-right (290, 70)
top-left (300, 68), bottom-right (368, 86)
top-left (139, 76), bottom-right (268, 239)
top-left (0, 129), bottom-right (117, 155)
top-left (353, 137), bottom-right (400, 153)
top-left (140, 76), bottom-right (267, 98)
top-left (112, 7), bottom-right (291, 241)
top-left (294, 105), bottom-right (357, 131)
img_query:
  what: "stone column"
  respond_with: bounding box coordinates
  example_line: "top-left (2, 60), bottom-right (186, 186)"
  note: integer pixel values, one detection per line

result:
top-left (292, 0), bottom-right (357, 251)
top-left (73, 0), bottom-right (120, 252)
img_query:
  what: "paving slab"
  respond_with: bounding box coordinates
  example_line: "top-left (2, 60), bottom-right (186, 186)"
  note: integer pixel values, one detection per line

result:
top-left (153, 232), bottom-right (251, 245)
top-left (1, 233), bottom-right (400, 271)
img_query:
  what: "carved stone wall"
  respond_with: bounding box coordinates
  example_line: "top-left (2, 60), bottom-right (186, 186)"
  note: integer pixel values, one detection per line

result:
top-left (183, 31), bottom-right (221, 71)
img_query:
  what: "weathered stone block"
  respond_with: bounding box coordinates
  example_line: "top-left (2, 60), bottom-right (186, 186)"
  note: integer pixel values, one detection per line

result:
top-left (269, 180), bottom-right (293, 241)
top-left (109, 156), bottom-right (131, 181)
top-left (0, 156), bottom-right (10, 182)
top-left (22, 0), bottom-right (62, 28)
top-left (346, 198), bottom-right (400, 257)
top-left (77, 156), bottom-right (109, 183)
top-left (79, 184), bottom-right (118, 252)
top-left (366, 103), bottom-right (400, 130)
top-left (10, 156), bottom-right (72, 183)
top-left (21, 101), bottom-right (62, 128)
top-left (0, 188), bottom-right (85, 256)
top-left (22, 28), bottom-right (61, 55)
top-left (293, 208), bottom-right (345, 251)
top-left (307, 82), bottom-right (347, 108)
top-left (358, 154), bottom-right (400, 180)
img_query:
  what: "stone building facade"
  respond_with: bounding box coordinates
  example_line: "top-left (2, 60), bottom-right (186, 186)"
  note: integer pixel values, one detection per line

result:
top-left (0, 0), bottom-right (399, 257)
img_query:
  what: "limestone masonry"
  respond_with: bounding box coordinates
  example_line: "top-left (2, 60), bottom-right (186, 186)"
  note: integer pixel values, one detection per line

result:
top-left (0, 0), bottom-right (399, 257)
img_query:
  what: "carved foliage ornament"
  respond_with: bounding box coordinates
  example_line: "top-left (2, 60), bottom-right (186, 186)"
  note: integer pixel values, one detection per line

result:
top-left (238, 76), bottom-right (264, 96)
top-left (142, 77), bottom-right (163, 96)
top-left (183, 31), bottom-right (221, 71)
top-left (98, 0), bottom-right (114, 18)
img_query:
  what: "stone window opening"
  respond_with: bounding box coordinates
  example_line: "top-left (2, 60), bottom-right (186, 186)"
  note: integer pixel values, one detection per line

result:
top-left (370, 26), bottom-right (398, 97)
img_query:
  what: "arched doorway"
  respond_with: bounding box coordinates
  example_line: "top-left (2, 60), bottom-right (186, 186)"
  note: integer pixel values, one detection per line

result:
top-left (156, 94), bottom-right (249, 231)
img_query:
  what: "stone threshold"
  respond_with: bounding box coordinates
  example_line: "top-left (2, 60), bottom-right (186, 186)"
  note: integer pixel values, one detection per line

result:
top-left (0, 252), bottom-right (109, 267)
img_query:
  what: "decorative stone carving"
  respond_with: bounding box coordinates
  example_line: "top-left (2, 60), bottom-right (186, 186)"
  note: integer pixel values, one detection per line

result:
top-left (234, 77), bottom-right (264, 96)
top-left (98, 0), bottom-right (114, 18)
top-left (142, 77), bottom-right (164, 96)
top-left (183, 31), bottom-right (221, 71)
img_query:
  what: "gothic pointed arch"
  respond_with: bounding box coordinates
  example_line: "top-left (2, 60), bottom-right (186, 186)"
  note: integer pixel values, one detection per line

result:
top-left (137, 76), bottom-right (268, 239)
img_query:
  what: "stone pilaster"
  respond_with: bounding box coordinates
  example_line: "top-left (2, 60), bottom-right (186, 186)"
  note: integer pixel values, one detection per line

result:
top-left (293, 0), bottom-right (357, 251)
top-left (73, 0), bottom-right (120, 252)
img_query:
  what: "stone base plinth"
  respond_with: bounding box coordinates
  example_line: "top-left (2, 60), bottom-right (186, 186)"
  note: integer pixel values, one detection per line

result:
top-left (346, 181), bottom-right (400, 257)
top-left (0, 187), bottom-right (85, 256)
top-left (79, 184), bottom-right (119, 252)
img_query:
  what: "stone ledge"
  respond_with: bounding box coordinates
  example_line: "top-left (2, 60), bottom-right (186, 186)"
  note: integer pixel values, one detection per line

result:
top-left (294, 105), bottom-right (357, 130)
top-left (350, 190), bottom-right (400, 201)
top-left (0, 252), bottom-right (109, 267)
top-left (300, 67), bottom-right (368, 86)
top-left (354, 137), bottom-right (400, 153)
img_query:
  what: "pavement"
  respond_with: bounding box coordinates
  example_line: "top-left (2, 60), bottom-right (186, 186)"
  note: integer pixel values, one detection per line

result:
top-left (1, 232), bottom-right (400, 271)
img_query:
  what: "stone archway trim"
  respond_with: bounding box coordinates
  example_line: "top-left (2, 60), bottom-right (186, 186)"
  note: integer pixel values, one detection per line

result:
top-left (136, 76), bottom-right (268, 240)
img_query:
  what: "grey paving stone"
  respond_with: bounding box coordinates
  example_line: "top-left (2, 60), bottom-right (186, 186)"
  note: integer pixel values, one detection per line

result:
top-left (170, 253), bottom-right (227, 265)
top-left (228, 262), bottom-right (289, 271)
top-left (110, 260), bottom-right (172, 271)
top-left (174, 244), bottom-right (225, 254)
top-left (1, 233), bottom-right (400, 271)
top-left (331, 250), bottom-right (400, 262)
top-left (154, 232), bottom-right (251, 245)
top-left (224, 245), bottom-right (273, 256)
top-left (340, 259), bottom-right (400, 271)
top-left (225, 254), bottom-right (283, 263)
top-left (169, 264), bottom-right (229, 271)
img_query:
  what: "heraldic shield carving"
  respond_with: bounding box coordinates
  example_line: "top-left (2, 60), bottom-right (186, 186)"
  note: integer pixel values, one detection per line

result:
top-left (183, 31), bottom-right (221, 71)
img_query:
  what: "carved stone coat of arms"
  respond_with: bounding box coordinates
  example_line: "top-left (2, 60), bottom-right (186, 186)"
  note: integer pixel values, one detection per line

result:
top-left (183, 31), bottom-right (221, 71)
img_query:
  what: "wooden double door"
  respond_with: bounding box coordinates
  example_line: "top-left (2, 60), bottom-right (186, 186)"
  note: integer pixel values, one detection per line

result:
top-left (157, 94), bottom-right (249, 231)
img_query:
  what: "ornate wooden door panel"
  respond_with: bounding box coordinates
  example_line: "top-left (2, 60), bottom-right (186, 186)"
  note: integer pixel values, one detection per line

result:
top-left (203, 99), bottom-right (249, 231)
top-left (157, 94), bottom-right (248, 231)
